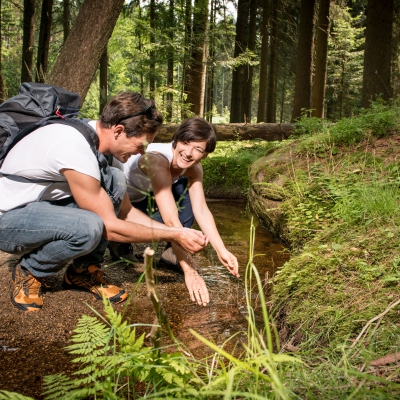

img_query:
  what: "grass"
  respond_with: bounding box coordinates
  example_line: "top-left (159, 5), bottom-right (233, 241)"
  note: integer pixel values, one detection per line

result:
top-left (202, 139), bottom-right (282, 198)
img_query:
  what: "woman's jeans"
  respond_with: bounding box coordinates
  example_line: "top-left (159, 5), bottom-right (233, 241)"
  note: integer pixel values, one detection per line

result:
top-left (131, 177), bottom-right (194, 228)
top-left (0, 167), bottom-right (126, 278)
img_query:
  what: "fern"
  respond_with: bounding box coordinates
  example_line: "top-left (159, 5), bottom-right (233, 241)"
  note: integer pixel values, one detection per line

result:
top-left (42, 297), bottom-right (201, 399)
top-left (0, 391), bottom-right (34, 400)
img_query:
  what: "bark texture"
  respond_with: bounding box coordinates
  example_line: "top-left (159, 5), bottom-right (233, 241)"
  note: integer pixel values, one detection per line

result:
top-left (242, 0), bottom-right (257, 123)
top-left (21, 0), bottom-right (35, 83)
top-left (311, 0), bottom-right (330, 118)
top-left (36, 0), bottom-right (54, 83)
top-left (99, 47), bottom-right (108, 114)
top-left (0, 0), bottom-right (5, 102)
top-left (185, 0), bottom-right (209, 117)
top-left (155, 123), bottom-right (294, 142)
top-left (257, 0), bottom-right (270, 122)
top-left (291, 0), bottom-right (316, 121)
top-left (47, 0), bottom-right (124, 102)
top-left (230, 0), bottom-right (249, 123)
top-left (266, 0), bottom-right (280, 123)
top-left (361, 0), bottom-right (394, 107)
top-left (63, 0), bottom-right (70, 41)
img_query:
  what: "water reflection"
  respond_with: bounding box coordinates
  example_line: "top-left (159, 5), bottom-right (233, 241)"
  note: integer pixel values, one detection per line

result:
top-left (161, 200), bottom-right (290, 356)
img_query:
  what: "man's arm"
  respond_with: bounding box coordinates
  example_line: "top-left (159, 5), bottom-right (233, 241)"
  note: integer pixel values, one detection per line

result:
top-left (62, 169), bottom-right (208, 253)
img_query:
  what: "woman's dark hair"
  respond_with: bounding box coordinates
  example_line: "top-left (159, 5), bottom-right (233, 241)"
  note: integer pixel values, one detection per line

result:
top-left (172, 118), bottom-right (217, 153)
top-left (100, 91), bottom-right (163, 137)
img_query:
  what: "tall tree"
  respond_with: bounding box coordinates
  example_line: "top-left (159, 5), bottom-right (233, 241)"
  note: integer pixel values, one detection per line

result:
top-left (257, 0), bottom-right (270, 122)
top-left (21, 0), bottom-right (35, 82)
top-left (242, 0), bottom-right (257, 122)
top-left (181, 0), bottom-right (192, 117)
top-left (47, 0), bottom-right (124, 102)
top-left (361, 0), bottom-right (394, 107)
top-left (291, 0), bottom-right (316, 121)
top-left (0, 0), bottom-right (5, 102)
top-left (185, 0), bottom-right (209, 116)
top-left (311, 0), bottom-right (330, 118)
top-left (166, 0), bottom-right (174, 121)
top-left (99, 47), bottom-right (108, 114)
top-left (63, 0), bottom-right (70, 41)
top-left (230, 0), bottom-right (250, 122)
top-left (149, 0), bottom-right (156, 97)
top-left (266, 0), bottom-right (280, 123)
top-left (36, 0), bottom-right (54, 83)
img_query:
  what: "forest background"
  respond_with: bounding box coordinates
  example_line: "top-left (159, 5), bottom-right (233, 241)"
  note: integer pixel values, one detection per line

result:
top-left (0, 0), bottom-right (397, 125)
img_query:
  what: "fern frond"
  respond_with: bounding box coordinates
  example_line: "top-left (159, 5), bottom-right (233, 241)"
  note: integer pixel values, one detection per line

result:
top-left (0, 391), bottom-right (35, 400)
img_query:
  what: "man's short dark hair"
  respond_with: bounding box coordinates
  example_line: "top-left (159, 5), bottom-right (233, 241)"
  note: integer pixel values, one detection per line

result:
top-left (172, 117), bottom-right (217, 153)
top-left (100, 91), bottom-right (163, 137)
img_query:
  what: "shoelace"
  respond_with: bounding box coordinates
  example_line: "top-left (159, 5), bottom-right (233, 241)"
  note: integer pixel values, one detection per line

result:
top-left (13, 271), bottom-right (42, 295)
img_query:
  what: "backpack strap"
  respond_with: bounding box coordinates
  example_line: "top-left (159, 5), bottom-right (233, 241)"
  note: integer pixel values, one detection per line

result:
top-left (2, 119), bottom-right (123, 209)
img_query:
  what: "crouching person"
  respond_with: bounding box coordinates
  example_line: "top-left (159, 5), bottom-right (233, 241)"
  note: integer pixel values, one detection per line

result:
top-left (0, 91), bottom-right (208, 312)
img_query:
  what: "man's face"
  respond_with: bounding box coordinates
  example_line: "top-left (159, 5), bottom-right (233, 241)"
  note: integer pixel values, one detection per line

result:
top-left (114, 130), bottom-right (156, 163)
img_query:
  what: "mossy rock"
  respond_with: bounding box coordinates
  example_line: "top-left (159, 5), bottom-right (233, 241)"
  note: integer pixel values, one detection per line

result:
top-left (248, 141), bottom-right (303, 242)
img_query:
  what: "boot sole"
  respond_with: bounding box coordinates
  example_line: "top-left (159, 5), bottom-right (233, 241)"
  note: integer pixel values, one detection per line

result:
top-left (10, 295), bottom-right (42, 312)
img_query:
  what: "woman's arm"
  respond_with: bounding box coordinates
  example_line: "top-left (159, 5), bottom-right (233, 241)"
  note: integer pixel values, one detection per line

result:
top-left (143, 154), bottom-right (210, 306)
top-left (186, 165), bottom-right (240, 278)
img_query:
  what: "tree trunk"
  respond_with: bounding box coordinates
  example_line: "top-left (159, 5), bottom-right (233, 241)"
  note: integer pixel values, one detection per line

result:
top-left (291, 0), bottom-right (316, 121)
top-left (206, 0), bottom-right (215, 122)
top-left (181, 0), bottom-right (192, 118)
top-left (361, 0), bottom-right (394, 107)
top-left (166, 0), bottom-right (174, 122)
top-left (257, 0), bottom-right (270, 122)
top-left (36, 0), bottom-right (54, 83)
top-left (99, 47), bottom-right (108, 114)
top-left (266, 0), bottom-right (280, 123)
top-left (21, 0), bottom-right (35, 83)
top-left (149, 0), bottom-right (156, 97)
top-left (0, 0), bottom-right (5, 102)
top-left (311, 0), bottom-right (330, 118)
top-left (47, 0), bottom-right (124, 103)
top-left (230, 0), bottom-right (250, 123)
top-left (63, 0), bottom-right (70, 42)
top-left (242, 0), bottom-right (257, 123)
top-left (156, 122), bottom-right (294, 142)
top-left (185, 0), bottom-right (209, 117)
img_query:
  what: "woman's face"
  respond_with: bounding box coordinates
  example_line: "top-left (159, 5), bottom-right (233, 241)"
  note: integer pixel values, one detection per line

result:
top-left (172, 140), bottom-right (208, 169)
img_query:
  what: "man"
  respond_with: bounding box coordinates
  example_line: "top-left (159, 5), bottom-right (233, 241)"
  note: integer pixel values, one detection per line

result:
top-left (0, 91), bottom-right (208, 312)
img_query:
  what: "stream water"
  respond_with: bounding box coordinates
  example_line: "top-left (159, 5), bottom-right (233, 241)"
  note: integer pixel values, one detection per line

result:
top-left (156, 199), bottom-right (291, 356)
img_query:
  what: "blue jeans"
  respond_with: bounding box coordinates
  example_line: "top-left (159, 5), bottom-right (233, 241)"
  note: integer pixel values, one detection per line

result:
top-left (131, 177), bottom-right (194, 228)
top-left (0, 167), bottom-right (126, 278)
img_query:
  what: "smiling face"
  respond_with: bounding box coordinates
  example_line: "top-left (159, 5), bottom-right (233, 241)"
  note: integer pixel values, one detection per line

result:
top-left (172, 140), bottom-right (208, 169)
top-left (113, 129), bottom-right (156, 163)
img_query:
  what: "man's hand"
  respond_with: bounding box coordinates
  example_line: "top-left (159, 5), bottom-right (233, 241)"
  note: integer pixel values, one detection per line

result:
top-left (184, 268), bottom-right (210, 306)
top-left (218, 249), bottom-right (240, 278)
top-left (173, 228), bottom-right (209, 254)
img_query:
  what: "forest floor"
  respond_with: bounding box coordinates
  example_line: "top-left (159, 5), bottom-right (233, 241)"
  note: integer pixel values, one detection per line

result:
top-left (0, 243), bottom-right (191, 399)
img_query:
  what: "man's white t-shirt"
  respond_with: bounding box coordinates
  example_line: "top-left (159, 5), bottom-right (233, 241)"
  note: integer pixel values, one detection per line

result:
top-left (0, 121), bottom-right (100, 215)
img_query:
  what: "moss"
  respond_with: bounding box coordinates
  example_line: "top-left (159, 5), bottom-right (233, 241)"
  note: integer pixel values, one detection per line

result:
top-left (248, 124), bottom-right (400, 357)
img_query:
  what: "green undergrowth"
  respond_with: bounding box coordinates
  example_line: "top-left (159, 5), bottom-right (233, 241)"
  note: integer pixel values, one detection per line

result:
top-left (269, 101), bottom-right (400, 394)
top-left (202, 139), bottom-right (281, 198)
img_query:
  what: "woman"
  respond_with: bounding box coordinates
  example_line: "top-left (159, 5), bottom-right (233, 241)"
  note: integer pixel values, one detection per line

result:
top-left (123, 117), bottom-right (239, 306)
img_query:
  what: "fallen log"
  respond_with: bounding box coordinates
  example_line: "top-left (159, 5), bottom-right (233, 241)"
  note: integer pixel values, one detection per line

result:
top-left (155, 123), bottom-right (295, 142)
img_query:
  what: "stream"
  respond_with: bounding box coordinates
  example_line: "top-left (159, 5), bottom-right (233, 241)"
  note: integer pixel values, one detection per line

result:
top-left (151, 199), bottom-right (291, 356)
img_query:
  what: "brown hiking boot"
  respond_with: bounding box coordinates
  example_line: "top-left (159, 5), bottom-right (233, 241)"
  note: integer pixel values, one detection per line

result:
top-left (63, 264), bottom-right (127, 304)
top-left (10, 264), bottom-right (43, 312)
top-left (108, 241), bottom-right (138, 263)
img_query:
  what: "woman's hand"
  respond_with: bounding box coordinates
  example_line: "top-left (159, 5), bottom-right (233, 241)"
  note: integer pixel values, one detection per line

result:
top-left (184, 267), bottom-right (210, 306)
top-left (218, 249), bottom-right (240, 278)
